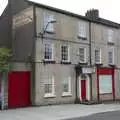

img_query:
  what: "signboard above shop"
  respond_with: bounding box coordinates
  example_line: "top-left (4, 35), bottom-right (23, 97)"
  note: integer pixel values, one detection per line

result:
top-left (82, 67), bottom-right (95, 74)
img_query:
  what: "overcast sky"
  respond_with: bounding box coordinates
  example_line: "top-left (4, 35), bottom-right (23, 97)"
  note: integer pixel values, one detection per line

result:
top-left (0, 0), bottom-right (120, 23)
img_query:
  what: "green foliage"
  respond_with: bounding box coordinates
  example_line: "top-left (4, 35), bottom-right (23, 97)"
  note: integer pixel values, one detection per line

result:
top-left (0, 47), bottom-right (12, 72)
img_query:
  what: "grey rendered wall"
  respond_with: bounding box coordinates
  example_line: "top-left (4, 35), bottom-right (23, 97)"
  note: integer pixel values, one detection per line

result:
top-left (91, 23), bottom-right (119, 66)
top-left (12, 6), bottom-right (34, 61)
top-left (36, 8), bottom-right (90, 46)
top-left (35, 64), bottom-right (76, 105)
top-left (10, 0), bottom-right (29, 15)
top-left (0, 5), bottom-right (12, 48)
top-left (12, 22), bottom-right (34, 61)
top-left (0, 0), bottom-right (30, 48)
top-left (115, 30), bottom-right (120, 99)
top-left (34, 7), bottom-right (90, 105)
top-left (115, 69), bottom-right (120, 99)
top-left (91, 73), bottom-right (98, 101)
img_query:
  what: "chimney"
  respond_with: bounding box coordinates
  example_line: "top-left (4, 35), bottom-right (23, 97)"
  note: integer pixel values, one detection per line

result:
top-left (9, 0), bottom-right (29, 15)
top-left (85, 9), bottom-right (99, 19)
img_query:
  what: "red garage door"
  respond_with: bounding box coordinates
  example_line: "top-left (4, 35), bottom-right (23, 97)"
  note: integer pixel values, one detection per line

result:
top-left (8, 71), bottom-right (31, 108)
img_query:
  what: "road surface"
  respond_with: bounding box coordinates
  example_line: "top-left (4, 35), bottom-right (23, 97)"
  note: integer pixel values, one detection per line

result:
top-left (66, 110), bottom-right (120, 120)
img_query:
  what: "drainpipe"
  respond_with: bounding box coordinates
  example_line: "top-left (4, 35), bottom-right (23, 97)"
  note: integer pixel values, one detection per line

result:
top-left (75, 69), bottom-right (79, 103)
top-left (89, 21), bottom-right (92, 101)
top-left (31, 5), bottom-right (36, 106)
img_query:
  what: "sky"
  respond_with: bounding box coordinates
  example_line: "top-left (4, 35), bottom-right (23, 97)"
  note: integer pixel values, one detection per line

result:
top-left (0, 0), bottom-right (120, 23)
top-left (0, 0), bottom-right (8, 15)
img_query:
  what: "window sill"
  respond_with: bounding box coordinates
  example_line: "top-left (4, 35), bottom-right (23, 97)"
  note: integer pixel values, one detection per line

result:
top-left (44, 93), bottom-right (56, 98)
top-left (43, 60), bottom-right (56, 64)
top-left (77, 36), bottom-right (87, 40)
top-left (79, 62), bottom-right (88, 65)
top-left (62, 92), bottom-right (72, 97)
top-left (107, 42), bottom-right (114, 45)
top-left (100, 93), bottom-right (112, 95)
top-left (95, 63), bottom-right (103, 66)
top-left (61, 61), bottom-right (71, 64)
top-left (108, 64), bottom-right (116, 67)
top-left (46, 31), bottom-right (55, 34)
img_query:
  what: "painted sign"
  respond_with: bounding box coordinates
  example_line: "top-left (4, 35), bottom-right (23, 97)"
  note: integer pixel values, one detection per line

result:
top-left (82, 67), bottom-right (95, 74)
top-left (13, 7), bottom-right (33, 29)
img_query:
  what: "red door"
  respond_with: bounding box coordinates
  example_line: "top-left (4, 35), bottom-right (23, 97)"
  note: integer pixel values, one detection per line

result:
top-left (81, 80), bottom-right (86, 100)
top-left (8, 71), bottom-right (31, 108)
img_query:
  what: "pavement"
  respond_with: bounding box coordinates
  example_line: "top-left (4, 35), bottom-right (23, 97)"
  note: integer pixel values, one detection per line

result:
top-left (1, 103), bottom-right (120, 120)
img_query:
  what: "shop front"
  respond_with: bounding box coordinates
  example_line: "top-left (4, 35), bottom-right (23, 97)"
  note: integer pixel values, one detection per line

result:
top-left (97, 67), bottom-right (115, 101)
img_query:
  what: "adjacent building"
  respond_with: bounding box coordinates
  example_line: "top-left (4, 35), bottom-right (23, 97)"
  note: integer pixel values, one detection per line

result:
top-left (0, 0), bottom-right (120, 109)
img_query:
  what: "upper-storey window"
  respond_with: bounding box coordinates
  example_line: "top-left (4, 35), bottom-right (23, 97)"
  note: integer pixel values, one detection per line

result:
top-left (95, 48), bottom-right (101, 64)
top-left (61, 45), bottom-right (70, 62)
top-left (44, 13), bottom-right (55, 33)
top-left (108, 29), bottom-right (114, 43)
top-left (108, 47), bottom-right (114, 65)
top-left (78, 23), bottom-right (87, 40)
top-left (79, 47), bottom-right (86, 63)
top-left (44, 43), bottom-right (54, 61)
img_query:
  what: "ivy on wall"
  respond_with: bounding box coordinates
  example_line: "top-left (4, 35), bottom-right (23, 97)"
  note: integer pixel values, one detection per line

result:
top-left (0, 47), bottom-right (12, 72)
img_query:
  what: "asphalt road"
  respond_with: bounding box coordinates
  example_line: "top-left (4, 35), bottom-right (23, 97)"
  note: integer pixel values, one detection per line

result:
top-left (66, 110), bottom-right (120, 120)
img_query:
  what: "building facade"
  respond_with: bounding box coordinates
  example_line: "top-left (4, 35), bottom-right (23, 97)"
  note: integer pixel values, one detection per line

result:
top-left (0, 0), bottom-right (120, 109)
top-left (90, 19), bottom-right (120, 101)
top-left (34, 6), bottom-right (91, 105)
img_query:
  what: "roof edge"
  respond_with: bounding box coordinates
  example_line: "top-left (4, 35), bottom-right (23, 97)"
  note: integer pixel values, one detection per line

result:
top-left (26, 0), bottom-right (120, 29)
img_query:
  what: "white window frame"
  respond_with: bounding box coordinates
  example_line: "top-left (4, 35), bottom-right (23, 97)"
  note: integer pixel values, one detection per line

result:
top-left (108, 29), bottom-right (114, 43)
top-left (78, 22), bottom-right (87, 38)
top-left (44, 43), bottom-right (54, 61)
top-left (44, 13), bottom-right (55, 33)
top-left (62, 76), bottom-right (72, 96)
top-left (79, 47), bottom-right (87, 63)
top-left (95, 48), bottom-right (102, 64)
top-left (44, 76), bottom-right (55, 98)
top-left (108, 47), bottom-right (114, 65)
top-left (61, 45), bottom-right (70, 62)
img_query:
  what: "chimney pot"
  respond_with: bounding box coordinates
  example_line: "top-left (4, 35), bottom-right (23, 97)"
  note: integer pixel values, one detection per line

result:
top-left (85, 9), bottom-right (99, 19)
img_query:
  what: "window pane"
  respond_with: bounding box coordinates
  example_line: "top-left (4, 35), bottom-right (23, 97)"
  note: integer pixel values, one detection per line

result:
top-left (79, 48), bottom-right (85, 62)
top-left (95, 49), bottom-right (100, 63)
top-left (108, 30), bottom-right (113, 42)
top-left (108, 51), bottom-right (113, 64)
top-left (78, 24), bottom-right (86, 38)
top-left (63, 83), bottom-right (69, 92)
top-left (44, 84), bottom-right (52, 93)
top-left (62, 80), bottom-right (69, 92)
top-left (44, 43), bottom-right (52, 60)
top-left (61, 46), bottom-right (68, 61)
top-left (99, 75), bottom-right (112, 94)
top-left (44, 76), bottom-right (54, 94)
